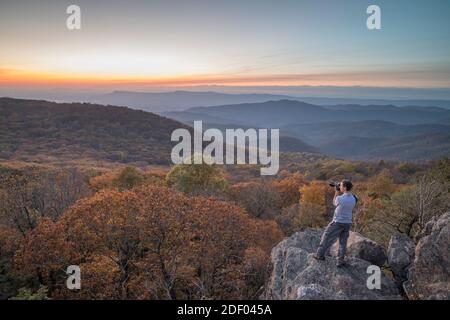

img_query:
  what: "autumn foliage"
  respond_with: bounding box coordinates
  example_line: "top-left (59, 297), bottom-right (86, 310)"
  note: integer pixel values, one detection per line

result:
top-left (12, 186), bottom-right (282, 299)
top-left (2, 156), bottom-right (448, 300)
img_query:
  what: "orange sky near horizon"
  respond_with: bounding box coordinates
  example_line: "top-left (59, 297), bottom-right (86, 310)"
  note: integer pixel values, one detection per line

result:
top-left (2, 67), bottom-right (450, 89)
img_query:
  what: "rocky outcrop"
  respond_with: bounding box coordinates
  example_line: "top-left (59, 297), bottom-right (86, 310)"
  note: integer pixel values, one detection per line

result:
top-left (404, 212), bottom-right (450, 300)
top-left (421, 216), bottom-right (437, 237)
top-left (330, 231), bottom-right (387, 266)
top-left (387, 234), bottom-right (415, 284)
top-left (264, 229), bottom-right (401, 300)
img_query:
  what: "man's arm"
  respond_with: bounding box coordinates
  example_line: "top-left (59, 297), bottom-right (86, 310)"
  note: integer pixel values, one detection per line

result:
top-left (333, 189), bottom-right (343, 206)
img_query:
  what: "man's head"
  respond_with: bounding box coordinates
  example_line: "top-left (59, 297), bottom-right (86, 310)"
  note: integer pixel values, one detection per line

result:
top-left (340, 179), bottom-right (353, 192)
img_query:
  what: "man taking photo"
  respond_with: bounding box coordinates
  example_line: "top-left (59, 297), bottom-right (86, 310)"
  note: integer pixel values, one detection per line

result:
top-left (312, 179), bottom-right (356, 267)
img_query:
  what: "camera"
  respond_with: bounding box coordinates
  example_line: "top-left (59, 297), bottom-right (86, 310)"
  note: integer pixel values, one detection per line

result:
top-left (328, 181), bottom-right (341, 192)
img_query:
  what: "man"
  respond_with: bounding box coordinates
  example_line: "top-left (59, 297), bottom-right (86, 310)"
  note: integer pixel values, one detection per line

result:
top-left (312, 179), bottom-right (356, 267)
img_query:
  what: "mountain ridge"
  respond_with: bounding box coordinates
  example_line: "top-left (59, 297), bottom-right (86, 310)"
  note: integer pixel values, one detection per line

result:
top-left (163, 99), bottom-right (450, 161)
top-left (0, 97), bottom-right (190, 165)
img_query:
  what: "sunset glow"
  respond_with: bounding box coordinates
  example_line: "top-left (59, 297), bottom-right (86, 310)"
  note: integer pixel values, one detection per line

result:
top-left (1, 0), bottom-right (450, 91)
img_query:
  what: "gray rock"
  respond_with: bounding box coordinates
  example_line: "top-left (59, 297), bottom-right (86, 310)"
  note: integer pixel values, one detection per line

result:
top-left (404, 212), bottom-right (450, 300)
top-left (330, 231), bottom-right (387, 266)
top-left (265, 229), bottom-right (321, 299)
top-left (422, 216), bottom-right (436, 237)
top-left (265, 229), bottom-right (401, 300)
top-left (387, 234), bottom-right (415, 282)
top-left (296, 283), bottom-right (333, 300)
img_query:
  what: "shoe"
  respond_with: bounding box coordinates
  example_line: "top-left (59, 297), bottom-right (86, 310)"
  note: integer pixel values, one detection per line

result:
top-left (312, 253), bottom-right (325, 261)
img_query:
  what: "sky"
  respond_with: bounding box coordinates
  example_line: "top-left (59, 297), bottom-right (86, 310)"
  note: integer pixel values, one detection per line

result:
top-left (1, 0), bottom-right (450, 95)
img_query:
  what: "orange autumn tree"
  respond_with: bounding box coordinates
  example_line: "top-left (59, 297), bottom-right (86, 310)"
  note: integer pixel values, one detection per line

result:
top-left (187, 198), bottom-right (282, 299)
top-left (272, 172), bottom-right (306, 208)
top-left (89, 167), bottom-right (166, 192)
top-left (12, 218), bottom-right (81, 295)
top-left (298, 181), bottom-right (331, 228)
top-left (227, 180), bottom-right (281, 218)
top-left (13, 186), bottom-right (282, 299)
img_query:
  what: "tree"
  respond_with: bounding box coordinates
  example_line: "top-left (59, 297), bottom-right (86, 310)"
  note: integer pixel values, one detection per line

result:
top-left (228, 180), bottom-right (280, 218)
top-left (0, 225), bottom-right (25, 299)
top-left (12, 218), bottom-right (80, 295)
top-left (354, 160), bottom-right (450, 245)
top-left (112, 166), bottom-right (145, 190)
top-left (391, 169), bottom-right (449, 240)
top-left (297, 181), bottom-right (331, 229)
top-left (166, 162), bottom-right (227, 196)
top-left (272, 172), bottom-right (306, 208)
top-left (299, 181), bottom-right (329, 211)
top-left (366, 169), bottom-right (396, 199)
top-left (275, 204), bottom-right (301, 235)
top-left (0, 168), bottom-right (91, 236)
top-left (89, 167), bottom-right (166, 192)
top-left (296, 203), bottom-right (328, 229)
top-left (9, 285), bottom-right (49, 300)
top-left (12, 186), bottom-right (282, 300)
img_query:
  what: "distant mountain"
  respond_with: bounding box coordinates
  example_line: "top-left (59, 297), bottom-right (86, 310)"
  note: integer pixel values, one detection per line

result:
top-left (187, 100), bottom-right (329, 127)
top-left (292, 97), bottom-right (450, 109)
top-left (95, 90), bottom-right (450, 114)
top-left (162, 100), bottom-right (450, 161)
top-left (6, 89), bottom-right (450, 111)
top-left (431, 115), bottom-right (450, 125)
top-left (90, 90), bottom-right (297, 112)
top-left (90, 90), bottom-right (450, 113)
top-left (182, 99), bottom-right (450, 126)
top-left (277, 136), bottom-right (318, 153)
top-left (162, 111), bottom-right (249, 126)
top-left (320, 133), bottom-right (450, 161)
top-left (282, 120), bottom-right (450, 145)
top-left (322, 104), bottom-right (448, 112)
top-left (163, 119), bottom-right (319, 154)
top-left (0, 98), bottom-right (189, 165)
top-left (3, 97), bottom-right (447, 165)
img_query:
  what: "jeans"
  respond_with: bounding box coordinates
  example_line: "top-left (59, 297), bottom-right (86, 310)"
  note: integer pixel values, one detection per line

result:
top-left (316, 221), bottom-right (351, 262)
